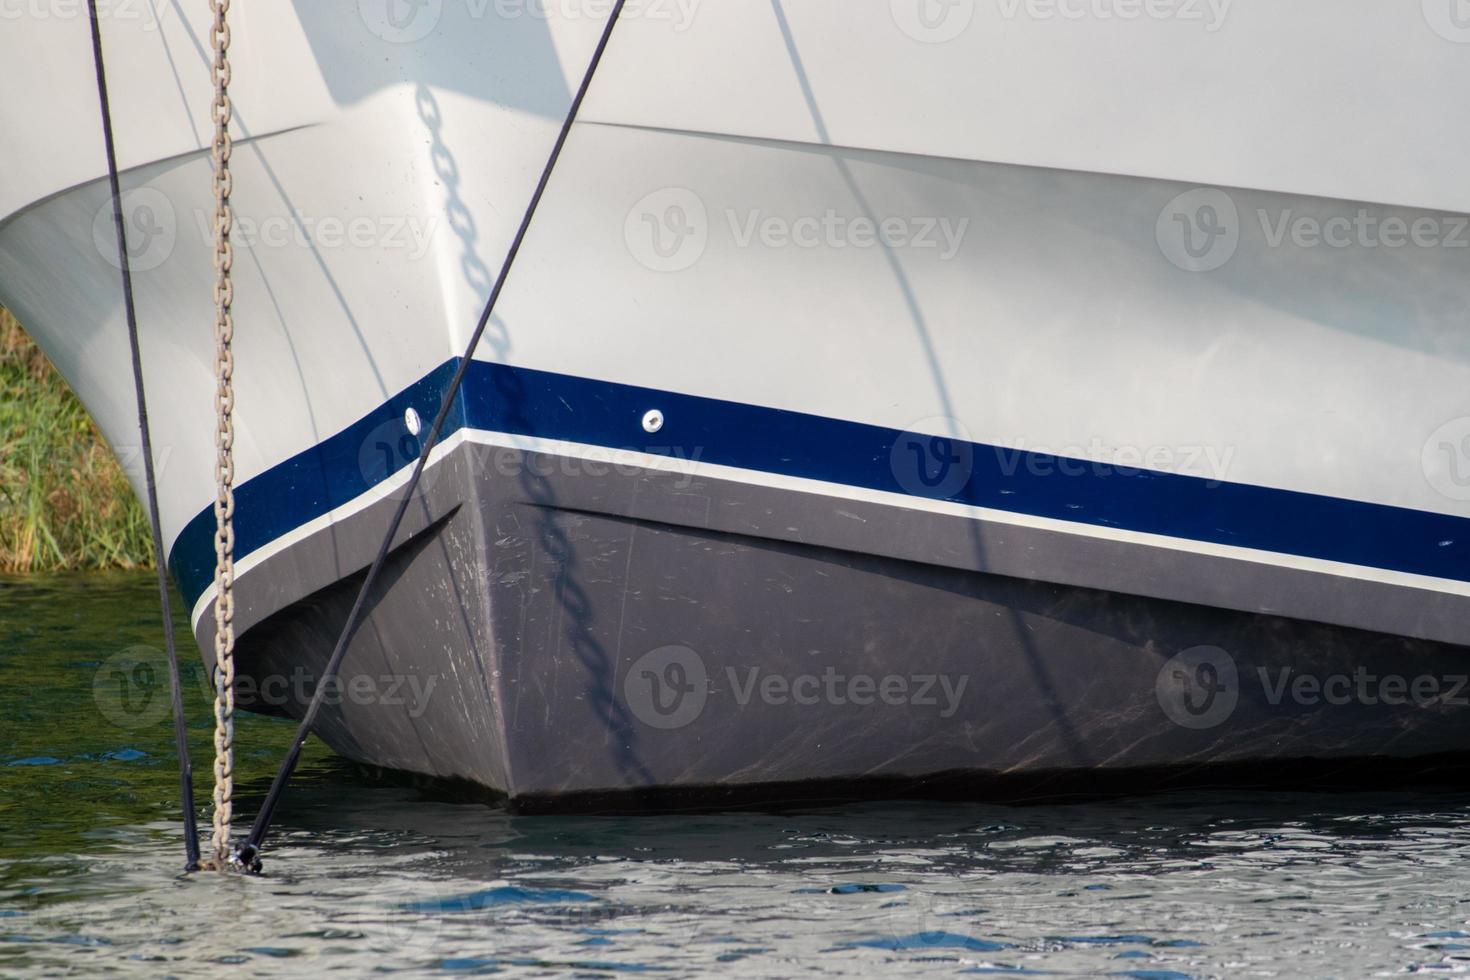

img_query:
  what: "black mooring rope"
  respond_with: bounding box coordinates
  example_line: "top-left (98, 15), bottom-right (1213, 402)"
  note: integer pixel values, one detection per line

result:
top-left (233, 0), bottom-right (630, 873)
top-left (86, 0), bottom-right (201, 872)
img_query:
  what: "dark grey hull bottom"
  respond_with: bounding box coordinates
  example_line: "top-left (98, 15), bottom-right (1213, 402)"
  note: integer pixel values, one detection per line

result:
top-left (216, 444), bottom-right (1470, 806)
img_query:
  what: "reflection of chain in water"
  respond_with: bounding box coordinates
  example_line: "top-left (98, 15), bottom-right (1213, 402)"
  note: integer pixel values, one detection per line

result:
top-left (415, 82), bottom-right (652, 784)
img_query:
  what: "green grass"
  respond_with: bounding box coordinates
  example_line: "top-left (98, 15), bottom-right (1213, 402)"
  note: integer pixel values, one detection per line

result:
top-left (0, 307), bottom-right (153, 572)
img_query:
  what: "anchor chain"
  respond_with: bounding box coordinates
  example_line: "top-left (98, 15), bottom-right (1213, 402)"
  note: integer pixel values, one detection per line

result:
top-left (208, 0), bottom-right (237, 871)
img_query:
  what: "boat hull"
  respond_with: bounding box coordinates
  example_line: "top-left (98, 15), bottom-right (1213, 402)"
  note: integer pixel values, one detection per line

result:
top-left (224, 434), bottom-right (1470, 801)
top-left (4, 3), bottom-right (1470, 801)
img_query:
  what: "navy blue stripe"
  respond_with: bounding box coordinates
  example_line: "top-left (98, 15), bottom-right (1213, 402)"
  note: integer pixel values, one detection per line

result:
top-left (169, 360), bottom-right (465, 609)
top-left (169, 358), bottom-right (1470, 608)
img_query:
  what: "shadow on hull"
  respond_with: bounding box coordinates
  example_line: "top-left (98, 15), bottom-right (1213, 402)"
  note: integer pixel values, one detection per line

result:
top-left (209, 445), bottom-right (1470, 810)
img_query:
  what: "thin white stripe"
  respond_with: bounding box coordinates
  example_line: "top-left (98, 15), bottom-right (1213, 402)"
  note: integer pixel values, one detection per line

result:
top-left (189, 428), bottom-right (472, 628)
top-left (190, 427), bottom-right (1470, 628)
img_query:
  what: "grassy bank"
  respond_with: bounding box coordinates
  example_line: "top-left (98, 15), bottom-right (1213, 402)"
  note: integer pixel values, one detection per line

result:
top-left (0, 307), bottom-right (153, 571)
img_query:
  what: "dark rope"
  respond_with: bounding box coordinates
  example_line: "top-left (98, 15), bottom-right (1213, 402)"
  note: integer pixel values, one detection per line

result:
top-left (86, 0), bottom-right (201, 873)
top-left (234, 0), bottom-right (630, 873)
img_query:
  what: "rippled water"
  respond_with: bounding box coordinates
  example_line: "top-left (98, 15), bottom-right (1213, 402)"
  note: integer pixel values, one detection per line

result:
top-left (6, 574), bottom-right (1470, 977)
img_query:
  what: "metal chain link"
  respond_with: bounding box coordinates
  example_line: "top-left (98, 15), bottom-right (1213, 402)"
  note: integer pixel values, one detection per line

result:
top-left (208, 0), bottom-right (236, 871)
